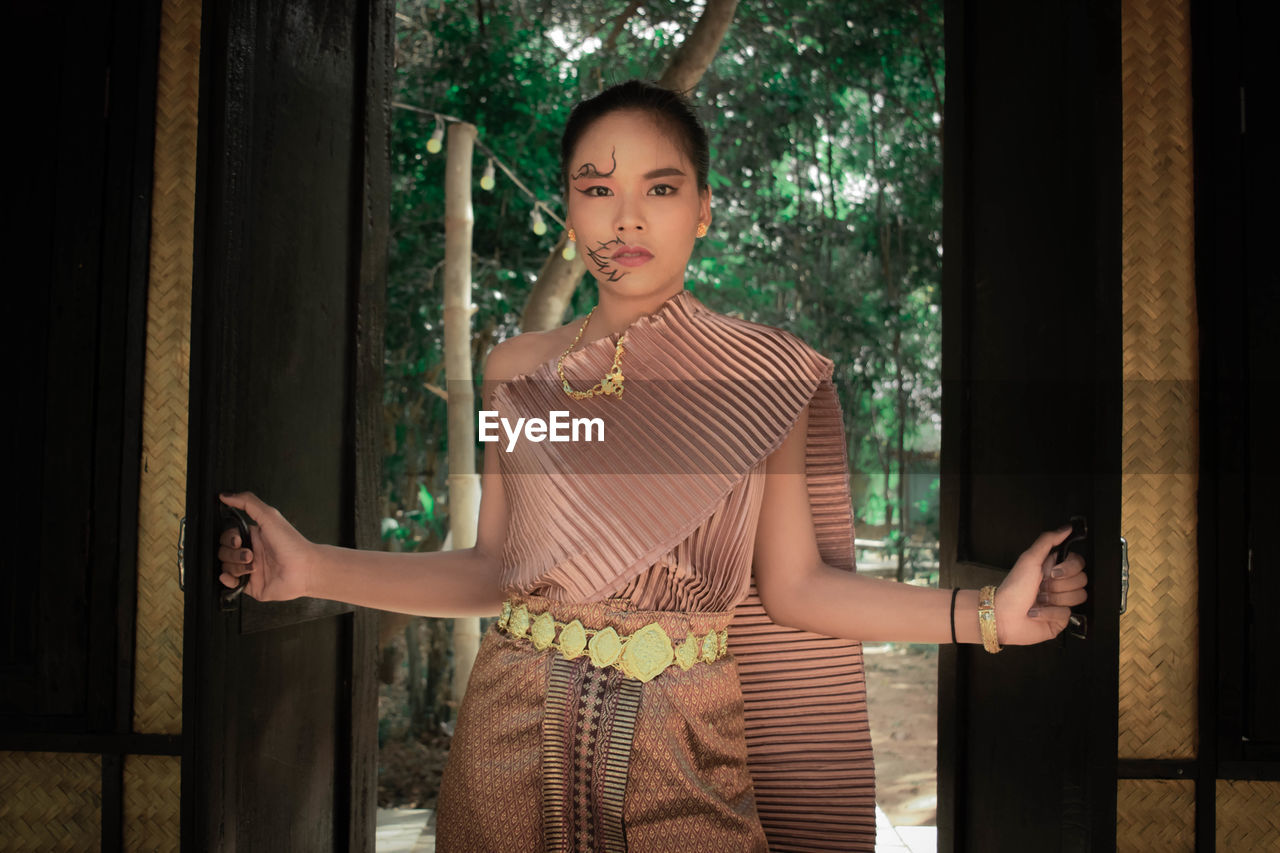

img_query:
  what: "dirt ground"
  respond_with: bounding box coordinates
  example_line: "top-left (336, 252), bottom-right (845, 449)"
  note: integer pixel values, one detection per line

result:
top-left (863, 641), bottom-right (939, 827)
top-left (379, 641), bottom-right (940, 829)
top-left (378, 731), bottom-right (450, 809)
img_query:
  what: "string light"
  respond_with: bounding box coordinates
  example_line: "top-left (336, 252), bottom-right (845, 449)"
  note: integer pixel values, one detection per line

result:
top-left (392, 100), bottom-right (569, 242)
top-left (426, 117), bottom-right (444, 154)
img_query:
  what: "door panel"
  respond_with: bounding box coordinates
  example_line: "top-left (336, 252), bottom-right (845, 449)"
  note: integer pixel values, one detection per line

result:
top-left (1240, 0), bottom-right (1280, 757)
top-left (236, 617), bottom-right (341, 849)
top-left (184, 0), bottom-right (390, 849)
top-left (939, 1), bottom-right (1121, 850)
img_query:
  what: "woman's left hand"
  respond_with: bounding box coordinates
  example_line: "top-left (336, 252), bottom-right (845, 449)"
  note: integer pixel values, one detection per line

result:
top-left (994, 526), bottom-right (1089, 646)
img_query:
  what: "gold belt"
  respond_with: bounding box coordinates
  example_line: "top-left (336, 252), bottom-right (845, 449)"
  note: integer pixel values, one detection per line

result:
top-left (496, 599), bottom-right (729, 683)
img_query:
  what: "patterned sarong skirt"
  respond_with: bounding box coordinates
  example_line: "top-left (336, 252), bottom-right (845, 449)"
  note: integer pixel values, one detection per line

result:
top-left (434, 592), bottom-right (770, 852)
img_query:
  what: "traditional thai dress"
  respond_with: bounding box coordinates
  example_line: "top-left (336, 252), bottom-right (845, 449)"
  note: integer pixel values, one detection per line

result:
top-left (434, 289), bottom-right (876, 852)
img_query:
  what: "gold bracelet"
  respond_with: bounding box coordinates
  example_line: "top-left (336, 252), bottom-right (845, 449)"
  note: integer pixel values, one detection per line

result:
top-left (978, 585), bottom-right (1001, 653)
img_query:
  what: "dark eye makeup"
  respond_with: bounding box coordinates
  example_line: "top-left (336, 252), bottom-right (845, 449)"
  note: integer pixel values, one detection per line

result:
top-left (575, 183), bottom-right (679, 198)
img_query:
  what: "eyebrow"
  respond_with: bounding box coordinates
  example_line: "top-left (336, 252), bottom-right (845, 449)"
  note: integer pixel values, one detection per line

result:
top-left (570, 166), bottom-right (687, 181)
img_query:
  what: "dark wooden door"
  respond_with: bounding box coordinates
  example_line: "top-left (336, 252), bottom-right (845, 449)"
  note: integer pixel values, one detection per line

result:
top-left (182, 0), bottom-right (391, 849)
top-left (937, 1), bottom-right (1121, 850)
top-left (3, 4), bottom-right (169, 850)
top-left (1229, 0), bottom-right (1280, 770)
top-left (1201, 0), bottom-right (1280, 814)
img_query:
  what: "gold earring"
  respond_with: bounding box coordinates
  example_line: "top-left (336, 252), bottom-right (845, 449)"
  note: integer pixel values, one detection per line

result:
top-left (568, 228), bottom-right (576, 241)
top-left (563, 228), bottom-right (577, 261)
top-left (695, 223), bottom-right (708, 238)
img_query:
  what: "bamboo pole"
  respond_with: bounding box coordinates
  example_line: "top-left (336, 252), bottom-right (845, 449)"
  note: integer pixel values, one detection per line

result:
top-left (443, 121), bottom-right (482, 706)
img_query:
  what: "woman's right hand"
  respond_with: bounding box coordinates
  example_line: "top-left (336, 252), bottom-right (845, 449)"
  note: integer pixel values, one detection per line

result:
top-left (217, 491), bottom-right (315, 602)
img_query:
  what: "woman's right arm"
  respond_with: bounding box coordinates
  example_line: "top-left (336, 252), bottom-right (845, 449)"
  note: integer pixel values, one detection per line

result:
top-left (304, 423), bottom-right (510, 617)
top-left (218, 336), bottom-right (528, 618)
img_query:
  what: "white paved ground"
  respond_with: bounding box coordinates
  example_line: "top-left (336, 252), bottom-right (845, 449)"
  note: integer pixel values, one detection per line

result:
top-left (376, 805), bottom-right (935, 852)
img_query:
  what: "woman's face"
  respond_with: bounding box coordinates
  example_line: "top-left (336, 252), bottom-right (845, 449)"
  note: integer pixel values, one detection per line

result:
top-left (565, 109), bottom-right (711, 299)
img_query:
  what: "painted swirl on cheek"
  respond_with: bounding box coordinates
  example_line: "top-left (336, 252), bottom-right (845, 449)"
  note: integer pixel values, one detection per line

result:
top-left (574, 149), bottom-right (628, 281)
top-left (586, 236), bottom-right (627, 282)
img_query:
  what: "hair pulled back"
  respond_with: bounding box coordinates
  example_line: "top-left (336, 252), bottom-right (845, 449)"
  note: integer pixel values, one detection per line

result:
top-left (560, 79), bottom-right (711, 195)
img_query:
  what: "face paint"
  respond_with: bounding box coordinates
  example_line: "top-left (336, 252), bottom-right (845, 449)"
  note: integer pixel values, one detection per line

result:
top-left (576, 149), bottom-right (628, 281)
top-left (571, 146), bottom-right (618, 181)
top-left (585, 236), bottom-right (627, 282)
top-left (566, 111), bottom-right (705, 293)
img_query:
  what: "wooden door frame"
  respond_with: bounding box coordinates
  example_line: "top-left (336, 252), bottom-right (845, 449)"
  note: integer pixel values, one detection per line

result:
top-left (180, 0), bottom-right (391, 848)
top-left (937, 0), bottom-right (1122, 849)
top-left (1195, 0), bottom-right (1280, 848)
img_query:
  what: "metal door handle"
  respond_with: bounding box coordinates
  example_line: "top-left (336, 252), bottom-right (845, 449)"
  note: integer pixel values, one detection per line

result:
top-left (1057, 516), bottom-right (1089, 639)
top-left (177, 516), bottom-right (186, 590)
top-left (1119, 536), bottom-right (1129, 614)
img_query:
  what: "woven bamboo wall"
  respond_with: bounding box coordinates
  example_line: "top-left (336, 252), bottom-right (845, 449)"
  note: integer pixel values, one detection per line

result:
top-left (1118, 0), bottom-right (1199, 843)
top-left (1216, 780), bottom-right (1280, 851)
top-left (134, 0), bottom-right (201, 739)
top-left (1118, 0), bottom-right (1198, 769)
top-left (124, 755), bottom-right (183, 851)
top-left (0, 752), bottom-right (101, 851)
top-left (1116, 779), bottom-right (1195, 853)
top-left (119, 0), bottom-right (201, 847)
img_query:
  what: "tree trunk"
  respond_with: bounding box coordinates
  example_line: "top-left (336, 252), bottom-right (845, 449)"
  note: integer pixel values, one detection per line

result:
top-left (658, 0), bottom-right (741, 95)
top-left (378, 495), bottom-right (414, 649)
top-left (378, 524), bottom-right (413, 676)
top-left (519, 232), bottom-right (585, 332)
top-left (893, 214), bottom-right (910, 582)
top-left (444, 122), bottom-right (483, 706)
top-left (519, 0), bottom-right (740, 332)
top-left (405, 619), bottom-right (423, 736)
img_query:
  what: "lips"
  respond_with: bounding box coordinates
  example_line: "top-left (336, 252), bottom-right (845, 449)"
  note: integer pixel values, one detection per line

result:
top-left (610, 245), bottom-right (653, 267)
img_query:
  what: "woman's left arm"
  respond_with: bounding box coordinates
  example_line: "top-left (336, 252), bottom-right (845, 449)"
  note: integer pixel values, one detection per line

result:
top-left (752, 406), bottom-right (1088, 646)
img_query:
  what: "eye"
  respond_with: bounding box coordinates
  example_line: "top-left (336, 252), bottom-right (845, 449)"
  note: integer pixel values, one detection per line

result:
top-left (578, 186), bottom-right (613, 198)
top-left (649, 184), bottom-right (678, 196)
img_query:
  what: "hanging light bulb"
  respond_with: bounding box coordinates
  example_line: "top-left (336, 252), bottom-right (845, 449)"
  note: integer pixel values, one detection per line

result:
top-left (480, 159), bottom-right (496, 191)
top-left (531, 207), bottom-right (547, 236)
top-left (426, 118), bottom-right (444, 154)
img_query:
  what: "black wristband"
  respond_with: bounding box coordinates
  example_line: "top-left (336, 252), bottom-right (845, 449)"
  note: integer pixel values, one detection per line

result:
top-left (950, 587), bottom-right (960, 644)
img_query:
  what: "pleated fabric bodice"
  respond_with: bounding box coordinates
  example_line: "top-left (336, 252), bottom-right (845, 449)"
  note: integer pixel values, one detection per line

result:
top-left (489, 287), bottom-right (878, 851)
top-left (601, 456), bottom-right (767, 610)
top-left (500, 450), bottom-right (769, 611)
top-left (492, 288), bottom-right (793, 612)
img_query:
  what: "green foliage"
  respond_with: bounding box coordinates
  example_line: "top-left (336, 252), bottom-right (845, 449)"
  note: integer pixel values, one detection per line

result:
top-left (385, 0), bottom-right (943, 553)
top-left (698, 1), bottom-right (945, 545)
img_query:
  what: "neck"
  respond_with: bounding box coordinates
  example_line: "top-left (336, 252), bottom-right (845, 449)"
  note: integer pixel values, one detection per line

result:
top-left (583, 286), bottom-right (685, 342)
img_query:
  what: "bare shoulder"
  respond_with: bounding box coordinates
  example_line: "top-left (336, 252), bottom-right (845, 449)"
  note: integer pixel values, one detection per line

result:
top-left (482, 320), bottom-right (582, 386)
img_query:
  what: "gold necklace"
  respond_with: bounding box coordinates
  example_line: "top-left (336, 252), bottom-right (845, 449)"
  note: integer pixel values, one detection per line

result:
top-left (557, 305), bottom-right (626, 399)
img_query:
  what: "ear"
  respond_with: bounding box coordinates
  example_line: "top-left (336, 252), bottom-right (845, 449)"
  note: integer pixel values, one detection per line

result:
top-left (700, 185), bottom-right (712, 229)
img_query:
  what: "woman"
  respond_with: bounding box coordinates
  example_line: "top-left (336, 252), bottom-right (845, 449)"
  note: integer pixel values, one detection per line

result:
top-left (217, 79), bottom-right (1088, 852)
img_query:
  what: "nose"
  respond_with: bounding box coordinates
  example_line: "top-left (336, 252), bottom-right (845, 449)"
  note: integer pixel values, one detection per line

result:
top-left (613, 194), bottom-right (645, 234)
